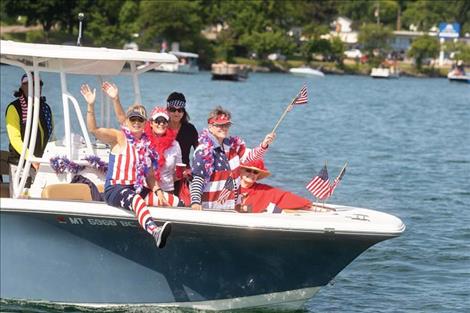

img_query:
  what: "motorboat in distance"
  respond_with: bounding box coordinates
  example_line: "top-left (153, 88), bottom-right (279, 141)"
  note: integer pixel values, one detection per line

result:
top-left (447, 69), bottom-right (470, 83)
top-left (156, 51), bottom-right (199, 74)
top-left (289, 66), bottom-right (325, 77)
top-left (0, 40), bottom-right (405, 311)
top-left (370, 67), bottom-right (399, 79)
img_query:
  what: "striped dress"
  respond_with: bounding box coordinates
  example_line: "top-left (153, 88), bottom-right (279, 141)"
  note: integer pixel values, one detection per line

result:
top-left (190, 132), bottom-right (267, 210)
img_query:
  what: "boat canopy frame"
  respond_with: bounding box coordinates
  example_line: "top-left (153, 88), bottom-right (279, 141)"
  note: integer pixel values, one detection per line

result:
top-left (0, 40), bottom-right (178, 198)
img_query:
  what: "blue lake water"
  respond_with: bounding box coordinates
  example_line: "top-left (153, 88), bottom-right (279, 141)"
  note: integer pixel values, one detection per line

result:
top-left (1, 64), bottom-right (469, 312)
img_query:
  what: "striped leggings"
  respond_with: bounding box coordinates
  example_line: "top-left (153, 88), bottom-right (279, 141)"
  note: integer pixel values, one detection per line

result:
top-left (104, 185), bottom-right (164, 235)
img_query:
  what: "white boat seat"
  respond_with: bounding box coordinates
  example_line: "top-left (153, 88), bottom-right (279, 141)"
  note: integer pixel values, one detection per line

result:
top-left (41, 183), bottom-right (92, 201)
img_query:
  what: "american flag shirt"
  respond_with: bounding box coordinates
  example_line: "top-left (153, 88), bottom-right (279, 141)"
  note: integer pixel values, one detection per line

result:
top-left (190, 131), bottom-right (267, 210)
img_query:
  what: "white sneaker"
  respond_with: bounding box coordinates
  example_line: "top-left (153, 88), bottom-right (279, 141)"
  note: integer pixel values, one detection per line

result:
top-left (153, 222), bottom-right (172, 248)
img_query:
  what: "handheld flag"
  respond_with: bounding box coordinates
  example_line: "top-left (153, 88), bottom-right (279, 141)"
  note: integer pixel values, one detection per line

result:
top-left (306, 164), bottom-right (331, 200)
top-left (271, 84), bottom-right (309, 133)
top-left (217, 176), bottom-right (235, 204)
top-left (330, 162), bottom-right (347, 196)
top-left (293, 84), bottom-right (308, 105)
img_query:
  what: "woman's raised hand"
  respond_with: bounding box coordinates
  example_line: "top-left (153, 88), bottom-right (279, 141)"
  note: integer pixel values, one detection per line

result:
top-left (102, 81), bottom-right (119, 100)
top-left (80, 84), bottom-right (96, 105)
top-left (261, 132), bottom-right (276, 148)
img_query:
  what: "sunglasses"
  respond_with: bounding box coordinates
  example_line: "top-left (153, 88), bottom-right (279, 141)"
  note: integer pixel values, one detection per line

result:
top-left (168, 107), bottom-right (184, 113)
top-left (244, 169), bottom-right (259, 175)
top-left (212, 123), bottom-right (232, 128)
top-left (23, 81), bottom-right (44, 87)
top-left (153, 117), bottom-right (168, 125)
top-left (129, 117), bottom-right (145, 123)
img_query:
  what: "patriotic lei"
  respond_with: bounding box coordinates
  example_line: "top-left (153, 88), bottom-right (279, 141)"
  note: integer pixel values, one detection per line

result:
top-left (49, 155), bottom-right (108, 174)
top-left (121, 126), bottom-right (159, 193)
top-left (198, 128), bottom-right (243, 182)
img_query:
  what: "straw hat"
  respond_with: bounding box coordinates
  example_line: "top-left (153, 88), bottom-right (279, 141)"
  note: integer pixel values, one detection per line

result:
top-left (240, 159), bottom-right (271, 180)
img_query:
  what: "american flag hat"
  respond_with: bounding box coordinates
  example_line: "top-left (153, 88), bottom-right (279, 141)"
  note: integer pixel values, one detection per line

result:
top-left (150, 106), bottom-right (169, 121)
top-left (240, 159), bottom-right (271, 180)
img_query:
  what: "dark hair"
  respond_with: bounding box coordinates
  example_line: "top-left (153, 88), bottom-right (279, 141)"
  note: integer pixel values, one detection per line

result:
top-left (13, 88), bottom-right (23, 98)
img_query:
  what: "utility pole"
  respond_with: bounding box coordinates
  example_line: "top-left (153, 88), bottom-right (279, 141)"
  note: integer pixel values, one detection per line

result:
top-left (375, 2), bottom-right (380, 25)
top-left (77, 13), bottom-right (84, 46)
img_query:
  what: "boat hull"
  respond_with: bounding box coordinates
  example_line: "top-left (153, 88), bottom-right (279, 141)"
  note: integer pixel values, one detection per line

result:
top-left (0, 208), bottom-right (389, 310)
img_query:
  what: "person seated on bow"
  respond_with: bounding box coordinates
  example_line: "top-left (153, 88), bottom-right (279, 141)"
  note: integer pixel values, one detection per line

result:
top-left (190, 106), bottom-right (276, 211)
top-left (145, 106), bottom-right (183, 198)
top-left (80, 84), bottom-right (171, 248)
top-left (239, 158), bottom-right (321, 213)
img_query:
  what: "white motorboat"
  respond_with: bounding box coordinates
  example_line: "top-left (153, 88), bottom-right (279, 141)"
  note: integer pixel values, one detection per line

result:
top-left (0, 40), bottom-right (405, 311)
top-left (156, 51), bottom-right (199, 74)
top-left (289, 67), bottom-right (325, 77)
top-left (447, 69), bottom-right (470, 83)
top-left (370, 67), bottom-right (399, 79)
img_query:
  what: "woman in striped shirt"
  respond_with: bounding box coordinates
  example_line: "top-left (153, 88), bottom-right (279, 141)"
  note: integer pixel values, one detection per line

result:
top-left (81, 84), bottom-right (171, 249)
top-left (190, 106), bottom-right (275, 211)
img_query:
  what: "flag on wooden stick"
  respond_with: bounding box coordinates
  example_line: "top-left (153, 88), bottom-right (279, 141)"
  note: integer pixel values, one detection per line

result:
top-left (306, 164), bottom-right (331, 200)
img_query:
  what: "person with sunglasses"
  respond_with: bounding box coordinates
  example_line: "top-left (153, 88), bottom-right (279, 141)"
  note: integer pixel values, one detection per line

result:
top-left (100, 82), bottom-right (183, 199)
top-left (166, 92), bottom-right (198, 168)
top-left (5, 74), bottom-right (53, 195)
top-left (239, 159), bottom-right (312, 213)
top-left (166, 92), bottom-right (198, 194)
top-left (81, 84), bottom-right (171, 248)
top-left (145, 106), bottom-right (182, 196)
top-left (190, 106), bottom-right (276, 211)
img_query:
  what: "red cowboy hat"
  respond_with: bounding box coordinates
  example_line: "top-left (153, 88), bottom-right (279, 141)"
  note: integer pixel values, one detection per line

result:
top-left (240, 159), bottom-right (271, 180)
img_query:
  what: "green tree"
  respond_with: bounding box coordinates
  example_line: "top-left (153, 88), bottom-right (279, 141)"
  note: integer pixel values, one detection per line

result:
top-left (301, 38), bottom-right (330, 62)
top-left (240, 30), bottom-right (294, 60)
top-left (358, 23), bottom-right (392, 55)
top-left (3, 0), bottom-right (77, 42)
top-left (402, 0), bottom-right (461, 31)
top-left (330, 36), bottom-right (345, 64)
top-left (444, 41), bottom-right (470, 64)
top-left (407, 35), bottom-right (439, 70)
top-left (138, 0), bottom-right (203, 50)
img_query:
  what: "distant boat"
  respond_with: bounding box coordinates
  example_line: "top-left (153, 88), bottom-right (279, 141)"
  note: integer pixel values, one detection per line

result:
top-left (289, 67), bottom-right (324, 77)
top-left (370, 67), bottom-right (399, 79)
top-left (156, 51), bottom-right (199, 74)
top-left (211, 62), bottom-right (249, 81)
top-left (447, 69), bottom-right (470, 83)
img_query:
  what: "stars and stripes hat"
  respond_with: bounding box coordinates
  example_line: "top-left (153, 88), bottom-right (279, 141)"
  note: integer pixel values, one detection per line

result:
top-left (240, 159), bottom-right (271, 180)
top-left (166, 92), bottom-right (186, 109)
top-left (150, 106), bottom-right (169, 121)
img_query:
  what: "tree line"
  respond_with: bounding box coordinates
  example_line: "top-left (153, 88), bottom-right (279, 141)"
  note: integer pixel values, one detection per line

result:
top-left (2, 0), bottom-right (469, 69)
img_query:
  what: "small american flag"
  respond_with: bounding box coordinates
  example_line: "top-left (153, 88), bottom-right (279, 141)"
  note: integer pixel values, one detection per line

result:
top-left (306, 165), bottom-right (331, 200)
top-left (217, 176), bottom-right (235, 204)
top-left (330, 163), bottom-right (347, 196)
top-left (293, 84), bottom-right (308, 105)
